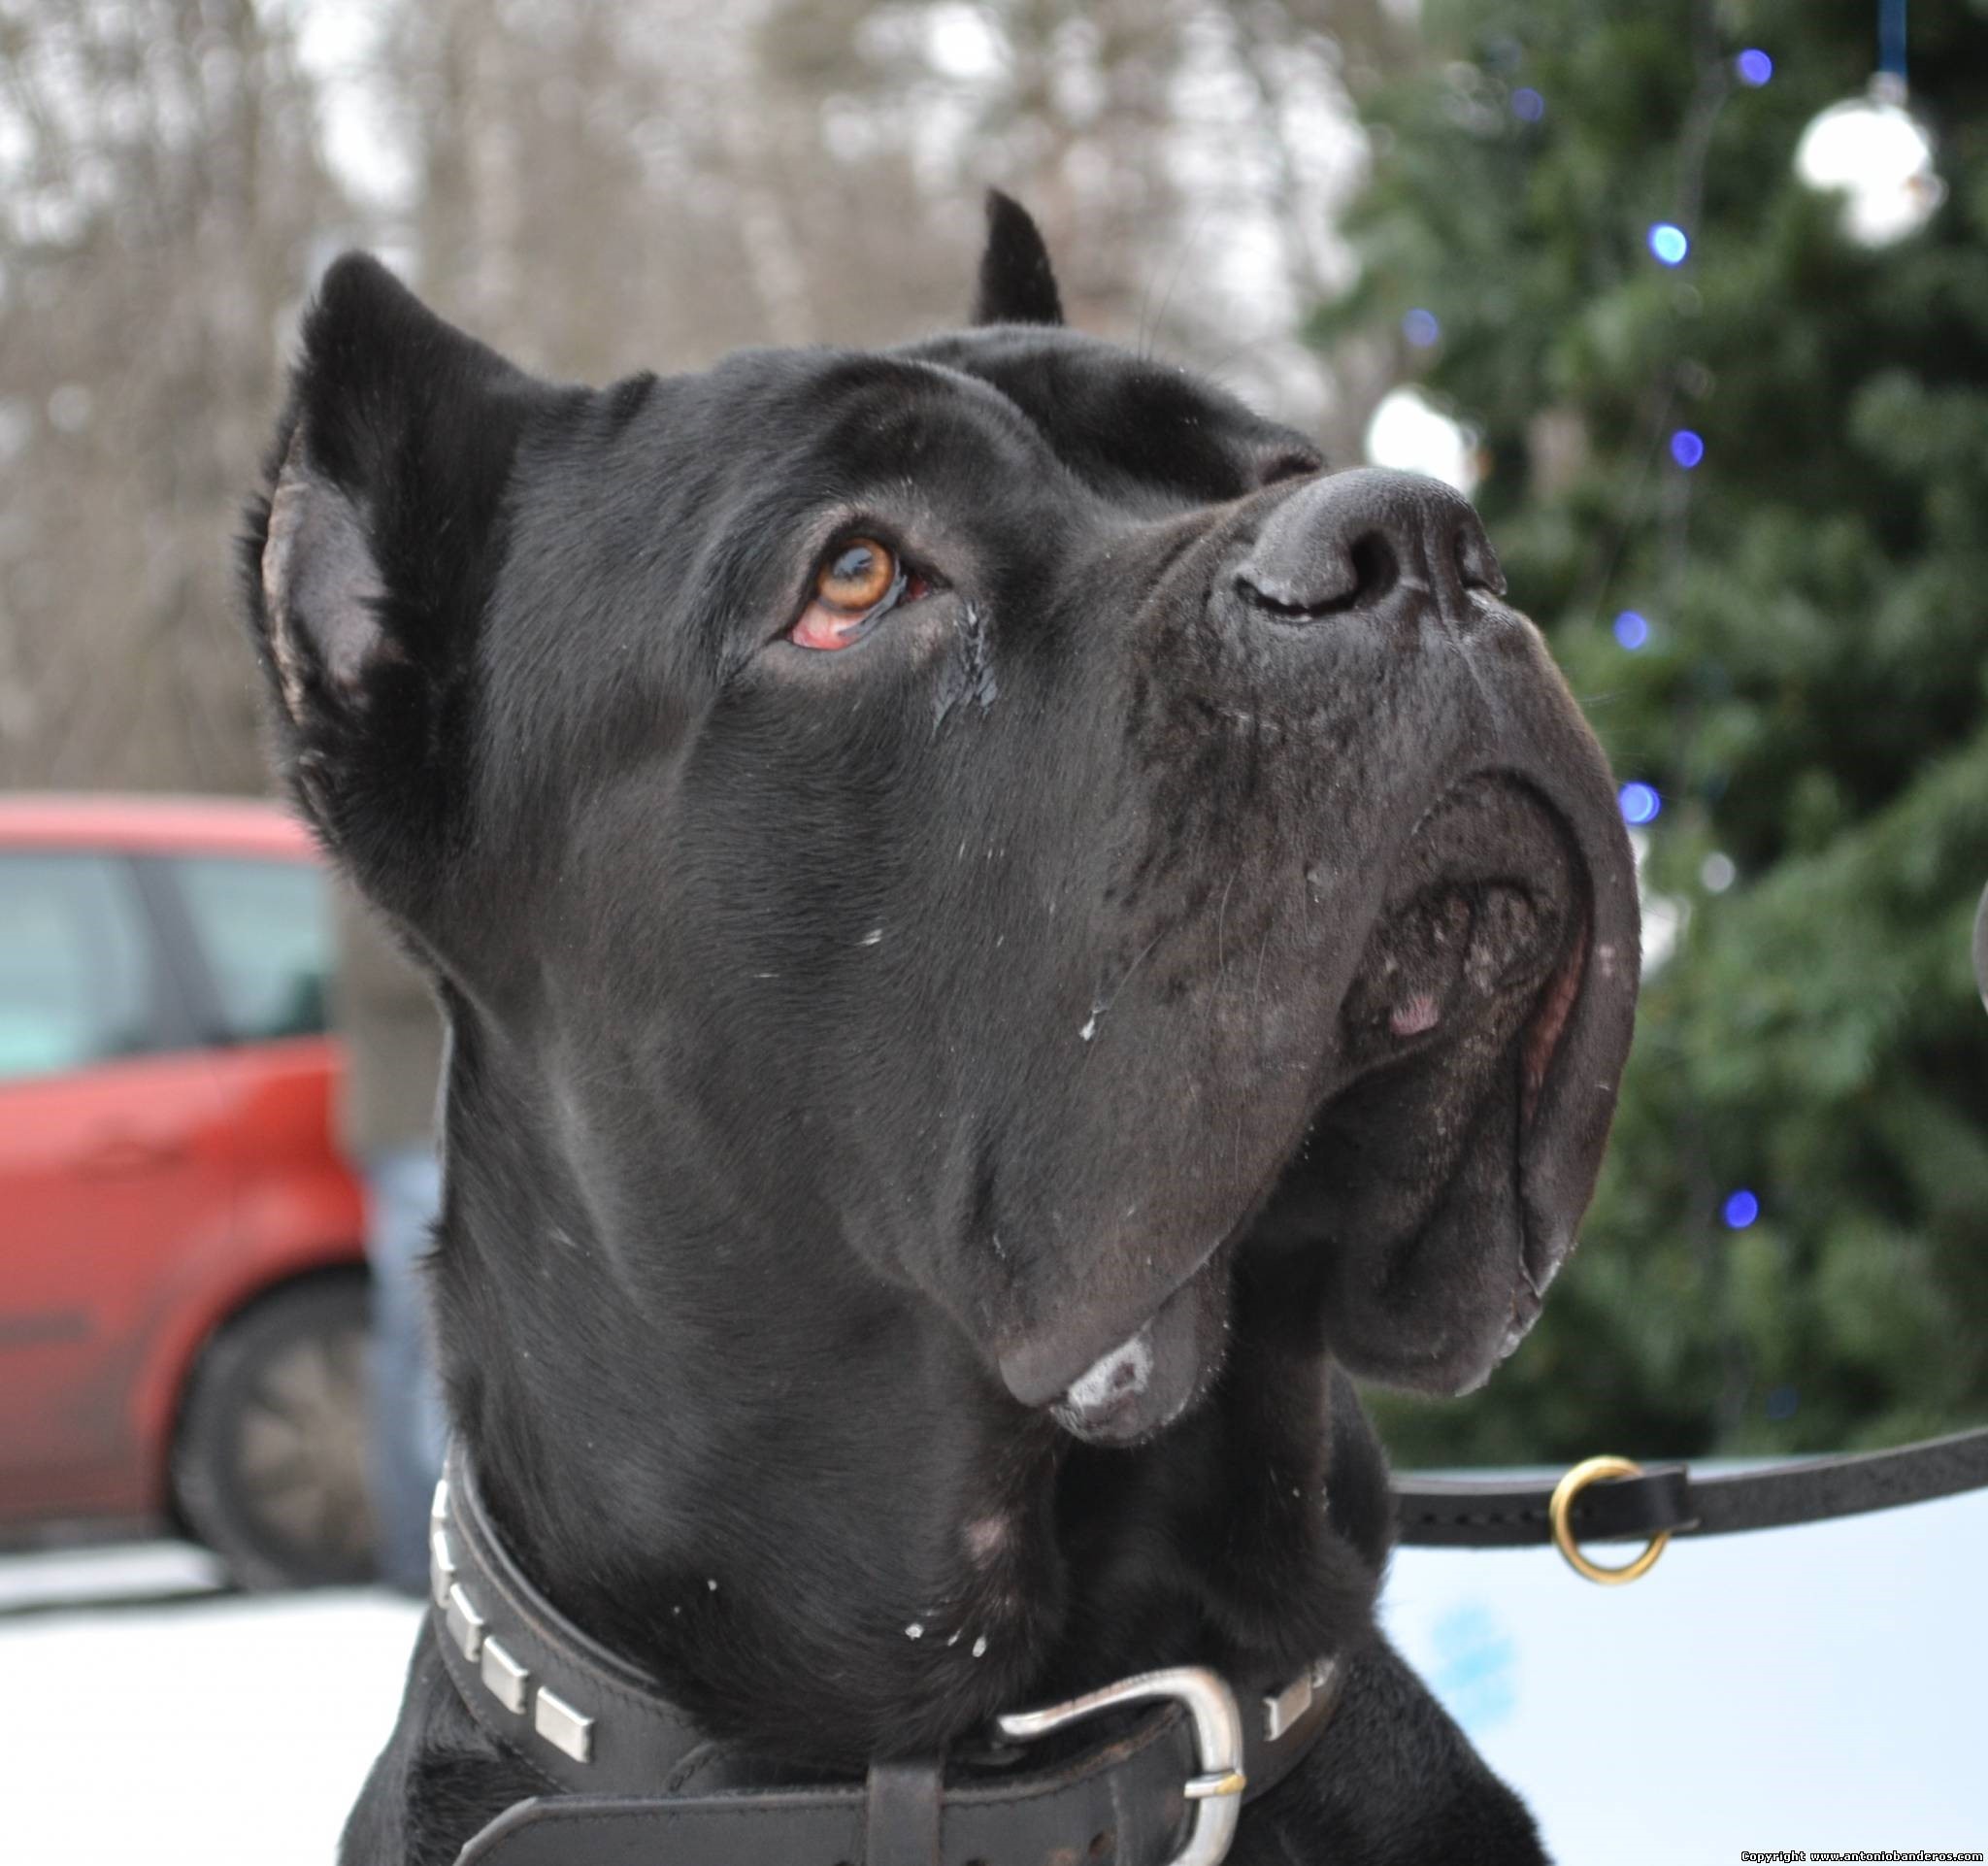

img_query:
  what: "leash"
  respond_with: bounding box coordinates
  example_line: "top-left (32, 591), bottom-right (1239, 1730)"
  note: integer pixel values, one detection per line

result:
top-left (431, 1448), bottom-right (1342, 1866)
top-left (1393, 1423), bottom-right (1988, 1583)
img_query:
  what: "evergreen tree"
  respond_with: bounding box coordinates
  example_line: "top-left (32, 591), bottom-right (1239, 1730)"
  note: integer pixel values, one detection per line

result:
top-left (1320, 0), bottom-right (1988, 1464)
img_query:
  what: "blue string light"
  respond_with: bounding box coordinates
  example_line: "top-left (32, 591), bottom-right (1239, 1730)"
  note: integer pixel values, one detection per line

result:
top-left (1647, 221), bottom-right (1690, 265)
top-left (1736, 49), bottom-right (1773, 85)
top-left (1613, 609), bottom-right (1650, 650)
top-left (1723, 1189), bottom-right (1761, 1228)
top-left (1510, 87), bottom-right (1545, 122)
top-left (1618, 783), bottom-right (1662, 824)
top-left (1670, 428), bottom-right (1706, 468)
top-left (1402, 308), bottom-right (1441, 348)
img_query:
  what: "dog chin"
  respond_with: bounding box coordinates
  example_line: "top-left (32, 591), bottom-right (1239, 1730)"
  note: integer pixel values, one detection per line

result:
top-left (1018, 1254), bottom-right (1233, 1448)
top-left (1015, 1131), bottom-right (1548, 1446)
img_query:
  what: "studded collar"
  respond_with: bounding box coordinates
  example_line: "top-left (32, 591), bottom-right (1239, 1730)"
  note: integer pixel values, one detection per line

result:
top-left (428, 1444), bottom-right (1344, 1865)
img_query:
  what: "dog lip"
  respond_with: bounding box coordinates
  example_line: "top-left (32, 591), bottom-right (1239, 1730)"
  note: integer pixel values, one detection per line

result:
top-left (1296, 910), bottom-right (1597, 1396)
top-left (1046, 1263), bottom-right (1229, 1445)
top-left (1050, 1324), bottom-right (1176, 1443)
top-left (1519, 917), bottom-right (1587, 1129)
top-left (1063, 1327), bottom-right (1154, 1412)
top-left (998, 1292), bottom-right (1177, 1411)
top-left (1511, 800), bottom-right (1639, 1309)
top-left (997, 1237), bottom-right (1234, 1415)
top-left (1000, 1320), bottom-right (1129, 1411)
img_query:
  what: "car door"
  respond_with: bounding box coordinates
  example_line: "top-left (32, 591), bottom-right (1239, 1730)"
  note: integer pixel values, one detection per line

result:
top-left (145, 849), bottom-right (356, 1295)
top-left (0, 848), bottom-right (236, 1519)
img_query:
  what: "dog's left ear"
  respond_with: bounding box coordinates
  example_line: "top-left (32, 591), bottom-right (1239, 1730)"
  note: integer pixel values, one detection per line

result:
top-left (244, 253), bottom-right (547, 933)
top-left (973, 190), bottom-right (1064, 326)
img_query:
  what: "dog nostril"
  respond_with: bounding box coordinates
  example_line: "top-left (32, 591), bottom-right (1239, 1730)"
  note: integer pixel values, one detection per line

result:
top-left (1346, 532), bottom-right (1399, 605)
top-left (1235, 570), bottom-right (1313, 618)
top-left (1236, 531), bottom-right (1398, 621)
top-left (1237, 467), bottom-right (1498, 623)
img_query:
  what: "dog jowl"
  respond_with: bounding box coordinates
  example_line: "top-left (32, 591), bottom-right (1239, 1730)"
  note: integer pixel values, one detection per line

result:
top-left (246, 197), bottom-right (1637, 1864)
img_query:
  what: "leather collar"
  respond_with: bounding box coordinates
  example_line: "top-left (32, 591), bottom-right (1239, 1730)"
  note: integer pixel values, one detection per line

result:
top-left (429, 1447), bottom-right (1342, 1866)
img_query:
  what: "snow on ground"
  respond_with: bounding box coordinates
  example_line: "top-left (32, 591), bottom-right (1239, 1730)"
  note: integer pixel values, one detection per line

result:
top-left (0, 1545), bottom-right (419, 1866)
top-left (4, 1490), bottom-right (1985, 1864)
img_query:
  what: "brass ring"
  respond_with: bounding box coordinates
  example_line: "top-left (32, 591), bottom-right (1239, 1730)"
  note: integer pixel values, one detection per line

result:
top-left (1548, 1455), bottom-right (1670, 1585)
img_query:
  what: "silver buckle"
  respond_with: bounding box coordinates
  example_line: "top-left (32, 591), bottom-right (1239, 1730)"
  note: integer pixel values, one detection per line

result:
top-left (995, 1665), bottom-right (1246, 1866)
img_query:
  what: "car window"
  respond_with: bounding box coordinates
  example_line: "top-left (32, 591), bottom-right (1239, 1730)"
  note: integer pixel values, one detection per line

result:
top-left (0, 853), bottom-right (157, 1082)
top-left (173, 856), bottom-right (330, 1043)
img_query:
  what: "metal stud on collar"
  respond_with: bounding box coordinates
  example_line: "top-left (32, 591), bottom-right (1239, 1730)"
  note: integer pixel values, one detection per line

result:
top-left (1261, 1656), bottom-right (1339, 1743)
top-left (534, 1687), bottom-right (594, 1762)
top-left (431, 1477), bottom-right (594, 1764)
top-left (480, 1638), bottom-right (531, 1715)
top-left (445, 1583), bottom-right (486, 1661)
top-left (429, 1525), bottom-right (457, 1609)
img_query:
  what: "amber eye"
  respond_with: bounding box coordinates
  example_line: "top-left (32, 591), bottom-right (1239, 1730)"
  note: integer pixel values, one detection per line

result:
top-left (818, 539), bottom-right (896, 611)
top-left (789, 536), bottom-right (916, 651)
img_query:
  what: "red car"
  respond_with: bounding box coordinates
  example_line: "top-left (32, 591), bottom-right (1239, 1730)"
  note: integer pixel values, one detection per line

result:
top-left (0, 793), bottom-right (374, 1586)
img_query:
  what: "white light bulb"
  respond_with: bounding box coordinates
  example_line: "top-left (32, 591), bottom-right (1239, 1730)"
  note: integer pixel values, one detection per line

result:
top-left (1795, 80), bottom-right (1944, 247)
top-left (1363, 387), bottom-right (1482, 495)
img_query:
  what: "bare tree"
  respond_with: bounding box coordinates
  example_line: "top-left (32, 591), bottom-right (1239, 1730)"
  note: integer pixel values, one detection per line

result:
top-left (0, 0), bottom-right (339, 791)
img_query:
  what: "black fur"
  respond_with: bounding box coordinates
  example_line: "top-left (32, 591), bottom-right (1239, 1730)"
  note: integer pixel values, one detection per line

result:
top-left (243, 200), bottom-right (1639, 1865)
top-left (974, 188), bottom-right (1065, 327)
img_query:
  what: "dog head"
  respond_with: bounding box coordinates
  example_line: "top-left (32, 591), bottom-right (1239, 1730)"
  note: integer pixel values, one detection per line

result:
top-left (248, 196), bottom-right (1637, 1449)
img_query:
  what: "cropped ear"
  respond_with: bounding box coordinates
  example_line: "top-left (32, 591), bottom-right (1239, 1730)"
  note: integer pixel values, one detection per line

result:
top-left (242, 254), bottom-right (542, 926)
top-left (973, 190), bottom-right (1064, 326)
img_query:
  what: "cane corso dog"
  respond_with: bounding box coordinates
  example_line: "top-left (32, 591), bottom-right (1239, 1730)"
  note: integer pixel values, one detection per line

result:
top-left (245, 196), bottom-right (1637, 1864)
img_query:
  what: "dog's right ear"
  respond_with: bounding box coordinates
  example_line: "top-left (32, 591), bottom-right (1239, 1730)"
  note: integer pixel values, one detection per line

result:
top-left (244, 254), bottom-right (542, 927)
top-left (973, 191), bottom-right (1065, 326)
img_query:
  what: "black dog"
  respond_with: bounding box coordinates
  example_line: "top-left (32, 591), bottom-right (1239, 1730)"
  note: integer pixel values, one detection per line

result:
top-left (246, 197), bottom-right (1637, 1865)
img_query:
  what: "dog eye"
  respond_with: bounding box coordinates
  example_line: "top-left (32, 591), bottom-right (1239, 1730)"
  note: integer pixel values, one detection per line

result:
top-left (789, 537), bottom-right (923, 651)
top-left (820, 539), bottom-right (896, 610)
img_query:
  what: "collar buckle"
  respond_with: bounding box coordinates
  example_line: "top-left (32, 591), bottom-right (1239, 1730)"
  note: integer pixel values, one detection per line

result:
top-left (994, 1666), bottom-right (1246, 1866)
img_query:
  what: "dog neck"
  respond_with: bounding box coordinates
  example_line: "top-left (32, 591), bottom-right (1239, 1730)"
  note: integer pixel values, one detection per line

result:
top-left (430, 1008), bottom-right (1389, 1771)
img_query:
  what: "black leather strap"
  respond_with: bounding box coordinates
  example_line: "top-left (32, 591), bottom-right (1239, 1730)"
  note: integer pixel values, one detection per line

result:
top-left (455, 1675), bottom-right (1344, 1866)
top-left (457, 1702), bottom-right (1202, 1865)
top-left (434, 1445), bottom-right (1342, 1866)
top-left (1394, 1424), bottom-right (1988, 1549)
top-left (865, 1760), bottom-right (943, 1866)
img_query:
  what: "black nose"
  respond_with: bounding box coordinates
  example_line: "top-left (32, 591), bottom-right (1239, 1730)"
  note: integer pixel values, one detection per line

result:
top-left (1233, 466), bottom-right (1504, 623)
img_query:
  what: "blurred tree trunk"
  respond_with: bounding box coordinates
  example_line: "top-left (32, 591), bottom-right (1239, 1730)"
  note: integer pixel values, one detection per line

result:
top-left (0, 0), bottom-right (336, 791)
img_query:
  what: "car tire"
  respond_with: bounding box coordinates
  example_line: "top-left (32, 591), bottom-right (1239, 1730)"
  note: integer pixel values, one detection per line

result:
top-left (172, 1275), bottom-right (378, 1589)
